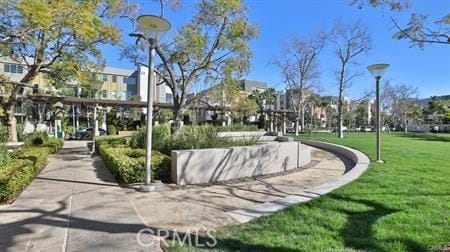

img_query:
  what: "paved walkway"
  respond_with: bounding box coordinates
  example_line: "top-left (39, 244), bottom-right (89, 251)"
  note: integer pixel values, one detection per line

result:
top-left (0, 140), bottom-right (351, 251)
top-left (124, 147), bottom-right (351, 232)
top-left (0, 141), bottom-right (159, 252)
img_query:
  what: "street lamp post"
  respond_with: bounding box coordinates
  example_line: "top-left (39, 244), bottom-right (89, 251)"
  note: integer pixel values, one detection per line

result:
top-left (136, 15), bottom-right (171, 192)
top-left (367, 63), bottom-right (390, 163)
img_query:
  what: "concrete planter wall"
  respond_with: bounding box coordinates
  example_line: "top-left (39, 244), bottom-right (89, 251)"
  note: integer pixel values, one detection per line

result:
top-left (171, 142), bottom-right (311, 185)
top-left (227, 140), bottom-right (371, 224)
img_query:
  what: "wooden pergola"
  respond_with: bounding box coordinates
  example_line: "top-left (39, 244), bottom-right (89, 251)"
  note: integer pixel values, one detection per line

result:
top-left (28, 94), bottom-right (292, 134)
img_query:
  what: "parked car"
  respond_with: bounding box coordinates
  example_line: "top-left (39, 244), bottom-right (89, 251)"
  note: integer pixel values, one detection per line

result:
top-left (431, 125), bottom-right (439, 133)
top-left (74, 128), bottom-right (106, 140)
top-left (332, 126), bottom-right (348, 132)
top-left (360, 126), bottom-right (372, 132)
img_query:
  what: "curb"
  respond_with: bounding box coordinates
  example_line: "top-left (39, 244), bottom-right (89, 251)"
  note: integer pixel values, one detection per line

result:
top-left (227, 140), bottom-right (370, 224)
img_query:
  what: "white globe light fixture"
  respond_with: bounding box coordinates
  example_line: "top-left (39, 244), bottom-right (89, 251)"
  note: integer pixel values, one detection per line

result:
top-left (136, 14), bottom-right (171, 192)
top-left (367, 64), bottom-right (390, 79)
top-left (137, 15), bottom-right (171, 44)
top-left (367, 63), bottom-right (389, 163)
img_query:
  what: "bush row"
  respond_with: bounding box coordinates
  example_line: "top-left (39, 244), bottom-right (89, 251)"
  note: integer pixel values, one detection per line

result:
top-left (96, 136), bottom-right (171, 184)
top-left (216, 124), bottom-right (259, 132)
top-left (130, 124), bottom-right (260, 156)
top-left (0, 138), bottom-right (64, 203)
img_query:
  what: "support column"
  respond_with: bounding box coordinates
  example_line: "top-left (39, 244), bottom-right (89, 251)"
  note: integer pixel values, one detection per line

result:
top-left (274, 113), bottom-right (278, 132)
top-left (269, 111), bottom-right (274, 132)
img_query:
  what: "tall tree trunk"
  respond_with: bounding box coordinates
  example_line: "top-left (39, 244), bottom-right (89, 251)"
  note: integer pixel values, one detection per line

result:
top-left (6, 104), bottom-right (18, 142)
top-left (301, 106), bottom-right (305, 133)
top-left (295, 119), bottom-right (299, 136)
top-left (337, 91), bottom-right (344, 138)
top-left (171, 108), bottom-right (183, 134)
top-left (404, 112), bottom-right (408, 133)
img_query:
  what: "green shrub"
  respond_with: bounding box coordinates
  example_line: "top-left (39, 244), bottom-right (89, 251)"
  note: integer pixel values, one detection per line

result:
top-left (0, 125), bottom-right (9, 166)
top-left (13, 147), bottom-right (51, 168)
top-left (107, 125), bottom-right (117, 135)
top-left (216, 124), bottom-right (259, 132)
top-left (0, 142), bottom-right (63, 203)
top-left (129, 125), bottom-right (261, 154)
top-left (98, 143), bottom-right (171, 183)
top-left (42, 138), bottom-right (65, 153)
top-left (171, 125), bottom-right (260, 151)
top-left (227, 135), bottom-right (261, 147)
top-left (16, 123), bottom-right (25, 141)
top-left (24, 131), bottom-right (49, 146)
top-left (95, 136), bottom-right (127, 148)
top-left (0, 159), bottom-right (35, 202)
top-left (172, 125), bottom-right (220, 150)
top-left (129, 125), bottom-right (171, 154)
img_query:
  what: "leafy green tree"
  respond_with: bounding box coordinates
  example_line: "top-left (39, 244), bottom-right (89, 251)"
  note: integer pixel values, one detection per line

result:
top-left (424, 97), bottom-right (450, 125)
top-left (264, 88), bottom-right (278, 108)
top-left (128, 0), bottom-right (258, 133)
top-left (355, 103), bottom-right (368, 127)
top-left (0, 0), bottom-right (130, 141)
top-left (208, 80), bottom-right (258, 124)
top-left (249, 88), bottom-right (277, 129)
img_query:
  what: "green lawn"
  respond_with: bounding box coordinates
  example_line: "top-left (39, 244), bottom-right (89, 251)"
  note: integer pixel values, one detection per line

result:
top-left (171, 132), bottom-right (450, 252)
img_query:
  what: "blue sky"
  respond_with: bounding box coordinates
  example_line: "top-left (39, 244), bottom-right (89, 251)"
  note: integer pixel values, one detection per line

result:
top-left (103, 0), bottom-right (450, 99)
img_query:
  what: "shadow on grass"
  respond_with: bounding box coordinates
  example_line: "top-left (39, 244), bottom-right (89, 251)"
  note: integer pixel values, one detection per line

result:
top-left (395, 133), bottom-right (450, 143)
top-left (183, 194), bottom-right (426, 251)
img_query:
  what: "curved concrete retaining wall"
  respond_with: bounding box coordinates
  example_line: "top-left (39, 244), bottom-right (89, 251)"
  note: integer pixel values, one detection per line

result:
top-left (171, 142), bottom-right (311, 186)
top-left (227, 140), bottom-right (370, 223)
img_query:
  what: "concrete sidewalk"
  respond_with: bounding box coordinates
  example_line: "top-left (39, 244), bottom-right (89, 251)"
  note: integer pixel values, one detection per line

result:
top-left (0, 140), bottom-right (351, 251)
top-left (0, 141), bottom-right (159, 252)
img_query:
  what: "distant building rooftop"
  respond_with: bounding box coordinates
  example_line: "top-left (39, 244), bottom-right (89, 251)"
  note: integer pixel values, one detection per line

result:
top-left (241, 80), bottom-right (268, 93)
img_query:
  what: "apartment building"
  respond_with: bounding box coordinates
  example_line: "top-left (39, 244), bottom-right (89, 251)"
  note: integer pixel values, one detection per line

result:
top-left (0, 57), bottom-right (45, 93)
top-left (95, 66), bottom-right (136, 100)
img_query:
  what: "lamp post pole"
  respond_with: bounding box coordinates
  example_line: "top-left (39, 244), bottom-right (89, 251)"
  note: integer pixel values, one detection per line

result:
top-left (376, 76), bottom-right (381, 163)
top-left (134, 14), bottom-right (171, 192)
top-left (91, 91), bottom-right (98, 155)
top-left (367, 63), bottom-right (389, 163)
top-left (142, 39), bottom-right (156, 191)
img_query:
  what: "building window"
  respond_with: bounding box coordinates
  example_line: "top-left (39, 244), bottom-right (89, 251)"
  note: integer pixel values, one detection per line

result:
top-left (102, 89), bottom-right (108, 98)
top-left (111, 90), bottom-right (117, 99)
top-left (124, 76), bottom-right (136, 85)
top-left (165, 93), bottom-right (173, 103)
top-left (112, 75), bottom-right (117, 83)
top-left (4, 63), bottom-right (23, 74)
top-left (103, 74), bottom-right (108, 82)
top-left (122, 91), bottom-right (127, 100)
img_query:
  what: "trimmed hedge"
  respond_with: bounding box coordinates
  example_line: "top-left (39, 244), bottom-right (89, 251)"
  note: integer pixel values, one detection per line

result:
top-left (0, 159), bottom-right (35, 202)
top-left (95, 135), bottom-right (127, 149)
top-left (96, 136), bottom-right (171, 183)
top-left (0, 140), bottom-right (64, 203)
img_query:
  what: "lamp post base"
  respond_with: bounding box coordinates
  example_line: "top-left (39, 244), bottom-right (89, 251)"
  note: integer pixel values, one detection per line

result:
top-left (138, 183), bottom-right (157, 192)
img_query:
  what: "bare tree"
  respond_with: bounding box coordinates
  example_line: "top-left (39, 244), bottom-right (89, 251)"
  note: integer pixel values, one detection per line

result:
top-left (394, 83), bottom-right (418, 132)
top-left (330, 20), bottom-right (372, 138)
top-left (380, 80), bottom-right (418, 132)
top-left (380, 80), bottom-right (397, 127)
top-left (272, 32), bottom-right (325, 135)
